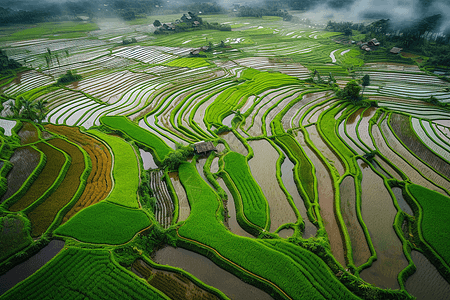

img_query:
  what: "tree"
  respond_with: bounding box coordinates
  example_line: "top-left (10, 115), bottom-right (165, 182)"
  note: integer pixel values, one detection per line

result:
top-left (18, 97), bottom-right (38, 121)
top-left (35, 100), bottom-right (48, 123)
top-left (361, 74), bottom-right (370, 96)
top-left (337, 80), bottom-right (361, 104)
top-left (153, 20), bottom-right (161, 27)
top-left (343, 27), bottom-right (352, 37)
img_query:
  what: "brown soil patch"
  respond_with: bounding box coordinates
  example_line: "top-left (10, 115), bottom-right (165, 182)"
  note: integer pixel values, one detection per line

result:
top-left (45, 124), bottom-right (113, 223)
top-left (401, 52), bottom-right (420, 58)
top-left (18, 122), bottom-right (39, 144)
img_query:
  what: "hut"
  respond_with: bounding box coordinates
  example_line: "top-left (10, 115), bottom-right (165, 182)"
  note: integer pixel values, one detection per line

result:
top-left (194, 141), bottom-right (216, 155)
top-left (368, 38), bottom-right (380, 46)
top-left (390, 47), bottom-right (403, 54)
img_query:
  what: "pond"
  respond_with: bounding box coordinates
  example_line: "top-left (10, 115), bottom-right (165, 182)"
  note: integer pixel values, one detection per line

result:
top-left (153, 246), bottom-right (273, 300)
top-left (392, 187), bottom-right (414, 216)
top-left (139, 148), bottom-right (158, 170)
top-left (0, 240), bottom-right (65, 296)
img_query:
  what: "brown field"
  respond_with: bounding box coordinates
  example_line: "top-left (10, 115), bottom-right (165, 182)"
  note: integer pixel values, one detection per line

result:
top-left (9, 142), bottom-right (66, 212)
top-left (18, 122), bottom-right (39, 144)
top-left (27, 138), bottom-right (86, 237)
top-left (45, 124), bottom-right (112, 223)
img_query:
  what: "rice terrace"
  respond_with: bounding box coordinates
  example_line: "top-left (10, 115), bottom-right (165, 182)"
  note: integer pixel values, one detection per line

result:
top-left (1, 0), bottom-right (450, 299)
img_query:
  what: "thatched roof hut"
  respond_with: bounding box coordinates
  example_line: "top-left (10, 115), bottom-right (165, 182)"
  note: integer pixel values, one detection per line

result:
top-left (390, 47), bottom-right (403, 54)
top-left (194, 141), bottom-right (216, 154)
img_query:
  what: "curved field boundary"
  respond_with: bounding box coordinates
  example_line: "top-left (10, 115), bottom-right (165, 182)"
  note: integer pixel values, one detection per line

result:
top-left (25, 137), bottom-right (90, 237)
top-left (100, 116), bottom-right (172, 163)
top-left (0, 247), bottom-right (168, 300)
top-left (0, 145), bottom-right (46, 205)
top-left (87, 130), bottom-right (140, 208)
top-left (222, 152), bottom-right (270, 231)
top-left (7, 141), bottom-right (70, 212)
top-left (403, 184), bottom-right (450, 283)
top-left (44, 124), bottom-right (113, 223)
top-left (54, 202), bottom-right (151, 245)
top-left (176, 162), bottom-right (361, 300)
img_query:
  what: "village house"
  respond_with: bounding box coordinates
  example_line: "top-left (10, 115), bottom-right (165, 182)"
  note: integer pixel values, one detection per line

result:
top-left (390, 47), bottom-right (403, 54)
top-left (194, 141), bottom-right (217, 155)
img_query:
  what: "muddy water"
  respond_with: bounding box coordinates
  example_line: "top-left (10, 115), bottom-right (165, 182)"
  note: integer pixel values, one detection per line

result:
top-left (380, 119), bottom-right (450, 193)
top-left (374, 156), bottom-right (403, 181)
top-left (392, 187), bottom-right (414, 216)
top-left (278, 228), bottom-right (294, 238)
top-left (222, 114), bottom-right (234, 128)
top-left (346, 109), bottom-right (369, 152)
top-left (218, 179), bottom-right (253, 238)
top-left (280, 156), bottom-right (317, 238)
top-left (169, 172), bottom-right (190, 222)
top-left (216, 143), bottom-right (226, 153)
top-left (306, 125), bottom-right (345, 177)
top-left (196, 158), bottom-right (215, 190)
top-left (340, 175), bottom-right (371, 267)
top-left (371, 124), bottom-right (447, 195)
top-left (210, 157), bottom-right (219, 173)
top-left (0, 240), bottom-right (65, 296)
top-left (139, 149), bottom-right (158, 170)
top-left (153, 246), bottom-right (273, 300)
top-left (338, 121), bottom-right (364, 155)
top-left (358, 160), bottom-right (409, 289)
top-left (295, 131), bottom-right (346, 267)
top-left (219, 132), bottom-right (248, 156)
top-left (357, 107), bottom-right (377, 150)
top-left (405, 251), bottom-right (450, 300)
top-left (247, 140), bottom-right (297, 232)
top-left (1, 146), bottom-right (41, 203)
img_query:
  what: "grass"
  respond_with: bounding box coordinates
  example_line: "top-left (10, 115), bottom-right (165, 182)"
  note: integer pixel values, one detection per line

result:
top-left (223, 151), bottom-right (270, 230)
top-left (0, 22), bottom-right (99, 41)
top-left (407, 184), bottom-right (450, 266)
top-left (100, 116), bottom-right (172, 163)
top-left (0, 214), bottom-right (33, 262)
top-left (165, 57), bottom-right (211, 68)
top-left (177, 161), bottom-right (360, 300)
top-left (54, 202), bottom-right (150, 244)
top-left (0, 247), bottom-right (167, 299)
top-left (88, 130), bottom-right (140, 208)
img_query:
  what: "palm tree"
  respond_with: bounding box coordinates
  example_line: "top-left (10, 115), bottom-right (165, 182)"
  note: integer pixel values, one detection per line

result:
top-left (18, 97), bottom-right (38, 121)
top-left (35, 100), bottom-right (48, 123)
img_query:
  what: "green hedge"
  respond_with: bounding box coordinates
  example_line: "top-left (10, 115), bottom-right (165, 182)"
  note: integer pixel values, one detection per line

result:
top-left (88, 129), bottom-right (140, 208)
top-left (100, 116), bottom-right (172, 163)
top-left (54, 202), bottom-right (151, 244)
top-left (223, 151), bottom-right (270, 230)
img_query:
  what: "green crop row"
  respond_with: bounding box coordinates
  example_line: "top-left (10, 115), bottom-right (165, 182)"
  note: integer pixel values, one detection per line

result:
top-left (406, 184), bottom-right (450, 266)
top-left (165, 57), bottom-right (211, 68)
top-left (87, 129), bottom-right (141, 208)
top-left (101, 116), bottom-right (172, 163)
top-left (26, 138), bottom-right (91, 237)
top-left (205, 69), bottom-right (301, 127)
top-left (54, 202), bottom-right (151, 244)
top-left (177, 162), bottom-right (361, 300)
top-left (6, 142), bottom-right (70, 212)
top-left (274, 135), bottom-right (316, 206)
top-left (0, 247), bottom-right (168, 299)
top-left (223, 152), bottom-right (270, 230)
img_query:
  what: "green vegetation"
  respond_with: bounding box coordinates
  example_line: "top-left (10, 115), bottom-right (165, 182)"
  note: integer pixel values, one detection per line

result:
top-left (407, 184), bottom-right (450, 265)
top-left (1, 22), bottom-right (99, 41)
top-left (0, 214), bottom-right (33, 262)
top-left (100, 116), bottom-right (172, 163)
top-left (165, 57), bottom-right (210, 68)
top-left (56, 70), bottom-right (82, 85)
top-left (0, 247), bottom-right (166, 299)
top-left (223, 152), bottom-right (270, 230)
top-left (88, 130), bottom-right (140, 208)
top-left (54, 202), bottom-right (151, 244)
top-left (0, 50), bottom-right (21, 74)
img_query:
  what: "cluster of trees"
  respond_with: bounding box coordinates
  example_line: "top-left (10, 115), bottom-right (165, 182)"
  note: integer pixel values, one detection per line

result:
top-left (56, 70), bottom-right (82, 85)
top-left (0, 50), bottom-right (21, 74)
top-left (236, 6), bottom-right (293, 21)
top-left (2, 97), bottom-right (48, 123)
top-left (154, 12), bottom-right (230, 34)
top-left (336, 75), bottom-right (374, 106)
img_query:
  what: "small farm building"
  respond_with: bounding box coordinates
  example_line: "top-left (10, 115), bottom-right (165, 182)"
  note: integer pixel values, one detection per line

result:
top-left (368, 38), bottom-right (380, 46)
top-left (390, 47), bottom-right (403, 54)
top-left (194, 141), bottom-right (216, 154)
